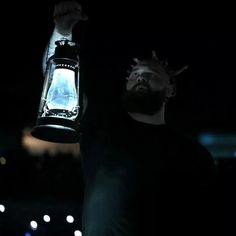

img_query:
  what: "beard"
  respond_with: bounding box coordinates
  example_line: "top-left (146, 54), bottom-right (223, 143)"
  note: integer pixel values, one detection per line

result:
top-left (122, 84), bottom-right (166, 115)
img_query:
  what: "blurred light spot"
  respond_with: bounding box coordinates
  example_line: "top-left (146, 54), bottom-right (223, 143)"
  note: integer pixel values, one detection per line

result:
top-left (0, 157), bottom-right (6, 165)
top-left (22, 127), bottom-right (80, 157)
top-left (25, 233), bottom-right (32, 236)
top-left (198, 132), bottom-right (236, 158)
top-left (0, 204), bottom-right (5, 212)
top-left (43, 214), bottom-right (51, 222)
top-left (30, 220), bottom-right (38, 230)
top-left (199, 133), bottom-right (214, 145)
top-left (66, 215), bottom-right (74, 223)
top-left (74, 230), bottom-right (82, 236)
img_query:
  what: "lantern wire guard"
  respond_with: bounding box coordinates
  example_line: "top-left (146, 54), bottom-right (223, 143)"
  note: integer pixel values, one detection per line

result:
top-left (31, 40), bottom-right (81, 143)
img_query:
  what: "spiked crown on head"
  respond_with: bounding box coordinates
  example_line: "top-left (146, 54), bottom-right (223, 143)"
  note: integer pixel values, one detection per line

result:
top-left (128, 51), bottom-right (188, 79)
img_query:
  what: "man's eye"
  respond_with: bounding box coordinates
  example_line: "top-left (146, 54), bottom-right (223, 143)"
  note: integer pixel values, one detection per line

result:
top-left (132, 72), bottom-right (139, 77)
top-left (142, 72), bottom-right (152, 77)
top-left (128, 72), bottom-right (139, 80)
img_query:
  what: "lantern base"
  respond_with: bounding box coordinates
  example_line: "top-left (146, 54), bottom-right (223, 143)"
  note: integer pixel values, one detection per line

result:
top-left (31, 117), bottom-right (80, 143)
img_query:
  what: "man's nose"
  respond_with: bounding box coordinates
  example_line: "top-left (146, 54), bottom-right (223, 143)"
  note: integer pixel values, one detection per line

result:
top-left (137, 75), bottom-right (146, 82)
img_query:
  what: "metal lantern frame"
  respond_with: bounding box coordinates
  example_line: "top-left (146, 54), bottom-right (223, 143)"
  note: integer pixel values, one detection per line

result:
top-left (31, 40), bottom-right (81, 143)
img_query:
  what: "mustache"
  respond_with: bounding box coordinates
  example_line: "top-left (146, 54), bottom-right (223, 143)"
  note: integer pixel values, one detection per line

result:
top-left (132, 82), bottom-right (151, 90)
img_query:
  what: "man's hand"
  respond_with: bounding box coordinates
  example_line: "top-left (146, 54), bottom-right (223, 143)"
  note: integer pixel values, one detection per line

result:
top-left (53, 1), bottom-right (88, 36)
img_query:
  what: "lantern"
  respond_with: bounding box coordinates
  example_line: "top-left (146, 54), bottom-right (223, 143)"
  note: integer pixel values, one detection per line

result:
top-left (31, 39), bottom-right (81, 143)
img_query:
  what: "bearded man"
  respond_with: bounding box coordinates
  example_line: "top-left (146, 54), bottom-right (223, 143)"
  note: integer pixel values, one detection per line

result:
top-left (41, 1), bottom-right (220, 235)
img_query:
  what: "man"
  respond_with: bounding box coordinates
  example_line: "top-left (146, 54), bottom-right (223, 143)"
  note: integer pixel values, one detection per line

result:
top-left (43, 1), bottom-right (220, 235)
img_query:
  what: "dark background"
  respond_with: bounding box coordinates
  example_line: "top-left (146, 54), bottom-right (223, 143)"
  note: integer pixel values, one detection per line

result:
top-left (1, 0), bottom-right (236, 132)
top-left (0, 0), bottom-right (235, 235)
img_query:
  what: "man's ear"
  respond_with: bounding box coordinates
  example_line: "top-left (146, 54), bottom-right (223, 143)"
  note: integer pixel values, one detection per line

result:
top-left (166, 82), bottom-right (177, 98)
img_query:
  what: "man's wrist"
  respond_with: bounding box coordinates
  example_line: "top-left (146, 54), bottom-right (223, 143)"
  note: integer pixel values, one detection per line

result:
top-left (54, 27), bottom-right (73, 38)
top-left (52, 28), bottom-right (73, 41)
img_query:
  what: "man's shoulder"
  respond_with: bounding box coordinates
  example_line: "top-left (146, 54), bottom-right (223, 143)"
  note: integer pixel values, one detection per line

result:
top-left (167, 126), bottom-right (214, 162)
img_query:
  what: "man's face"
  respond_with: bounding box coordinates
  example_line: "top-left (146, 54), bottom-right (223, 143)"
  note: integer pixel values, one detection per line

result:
top-left (126, 64), bottom-right (170, 92)
top-left (122, 64), bottom-right (171, 115)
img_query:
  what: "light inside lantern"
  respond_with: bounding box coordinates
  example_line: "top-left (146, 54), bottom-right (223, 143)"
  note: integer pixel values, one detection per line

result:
top-left (42, 67), bottom-right (79, 119)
